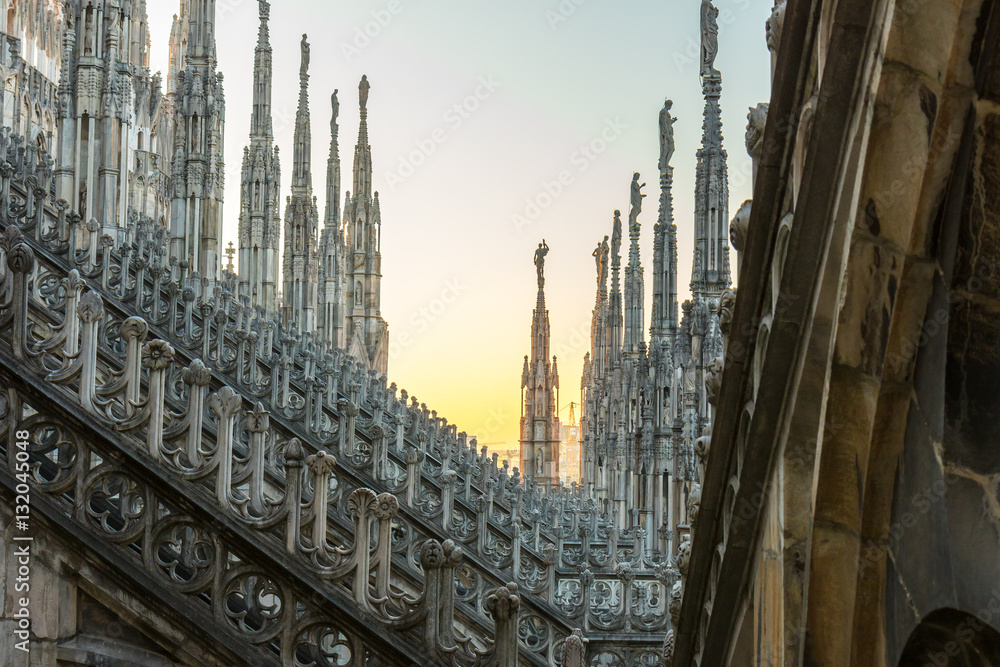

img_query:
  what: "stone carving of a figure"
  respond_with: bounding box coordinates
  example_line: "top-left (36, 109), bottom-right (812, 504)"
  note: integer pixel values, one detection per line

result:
top-left (629, 172), bottom-right (646, 225)
top-left (331, 90), bottom-right (339, 125)
top-left (359, 75), bottom-right (370, 109)
top-left (592, 234), bottom-right (610, 286)
top-left (534, 240), bottom-right (549, 283)
top-left (84, 10), bottom-right (95, 56)
top-left (611, 211), bottom-right (622, 259)
top-left (659, 99), bottom-right (677, 172)
top-left (701, 0), bottom-right (719, 76)
top-left (300, 34), bottom-right (310, 74)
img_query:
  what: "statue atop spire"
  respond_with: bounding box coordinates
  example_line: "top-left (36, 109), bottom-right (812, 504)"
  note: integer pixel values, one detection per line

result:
top-left (359, 74), bottom-right (370, 110)
top-left (259, 0), bottom-right (270, 21)
top-left (701, 0), bottom-right (720, 77)
top-left (629, 172), bottom-right (646, 230)
top-left (593, 235), bottom-right (610, 287)
top-left (300, 34), bottom-right (310, 75)
top-left (658, 99), bottom-right (677, 172)
top-left (534, 240), bottom-right (550, 287)
top-left (611, 209), bottom-right (623, 261)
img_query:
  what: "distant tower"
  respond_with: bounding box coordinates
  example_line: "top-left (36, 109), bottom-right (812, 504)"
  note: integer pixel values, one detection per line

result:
top-left (281, 34), bottom-right (319, 332)
top-left (317, 90), bottom-right (346, 350)
top-left (520, 240), bottom-right (561, 487)
top-left (238, 0), bottom-right (281, 312)
top-left (343, 75), bottom-right (389, 374)
top-left (168, 0), bottom-right (227, 281)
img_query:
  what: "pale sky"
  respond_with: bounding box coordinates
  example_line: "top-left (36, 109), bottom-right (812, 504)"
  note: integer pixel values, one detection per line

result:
top-left (146, 0), bottom-right (772, 459)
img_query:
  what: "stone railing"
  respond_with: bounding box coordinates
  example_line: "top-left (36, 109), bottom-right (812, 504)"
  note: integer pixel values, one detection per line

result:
top-left (0, 229), bottom-right (545, 665)
top-left (0, 128), bottom-right (669, 666)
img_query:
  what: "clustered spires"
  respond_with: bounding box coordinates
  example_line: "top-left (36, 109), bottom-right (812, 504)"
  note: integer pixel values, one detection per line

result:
top-left (520, 240), bottom-right (561, 487)
top-left (235, 1), bottom-right (389, 375)
top-left (579, 0), bottom-right (732, 559)
top-left (237, 0), bottom-right (281, 313)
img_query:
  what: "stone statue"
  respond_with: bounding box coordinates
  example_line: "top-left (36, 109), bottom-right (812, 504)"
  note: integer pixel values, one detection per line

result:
top-left (659, 99), bottom-right (677, 172)
top-left (259, 0), bottom-right (270, 20)
top-left (611, 211), bottom-right (622, 260)
top-left (592, 235), bottom-right (610, 287)
top-left (533, 240), bottom-right (549, 284)
top-left (701, 0), bottom-right (720, 76)
top-left (331, 90), bottom-right (339, 125)
top-left (300, 35), bottom-right (310, 74)
top-left (359, 75), bottom-right (370, 110)
top-left (84, 11), bottom-right (95, 56)
top-left (629, 172), bottom-right (646, 226)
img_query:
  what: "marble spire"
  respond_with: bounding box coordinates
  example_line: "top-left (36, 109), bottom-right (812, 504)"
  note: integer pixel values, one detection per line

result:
top-left (282, 34), bottom-right (320, 332)
top-left (344, 75), bottom-right (389, 375)
top-left (238, 0), bottom-right (281, 312)
top-left (318, 90), bottom-right (346, 349)
top-left (168, 0), bottom-right (226, 282)
top-left (651, 99), bottom-right (679, 347)
top-left (692, 0), bottom-right (731, 298)
top-left (521, 240), bottom-right (561, 487)
top-left (624, 173), bottom-right (647, 358)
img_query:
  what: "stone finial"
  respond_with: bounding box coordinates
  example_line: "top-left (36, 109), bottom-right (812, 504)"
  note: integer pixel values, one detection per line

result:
top-left (120, 316), bottom-right (149, 342)
top-left (374, 492), bottom-right (399, 520)
top-left (246, 402), bottom-right (270, 433)
top-left (141, 340), bottom-right (175, 370)
top-left (306, 449), bottom-right (337, 476)
top-left (77, 291), bottom-right (105, 323)
top-left (182, 358), bottom-right (213, 386)
top-left (7, 240), bottom-right (35, 273)
top-left (209, 386), bottom-right (242, 419)
top-left (285, 437), bottom-right (305, 463)
top-left (347, 488), bottom-right (378, 516)
top-left (564, 628), bottom-right (587, 667)
top-left (486, 582), bottom-right (521, 621)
